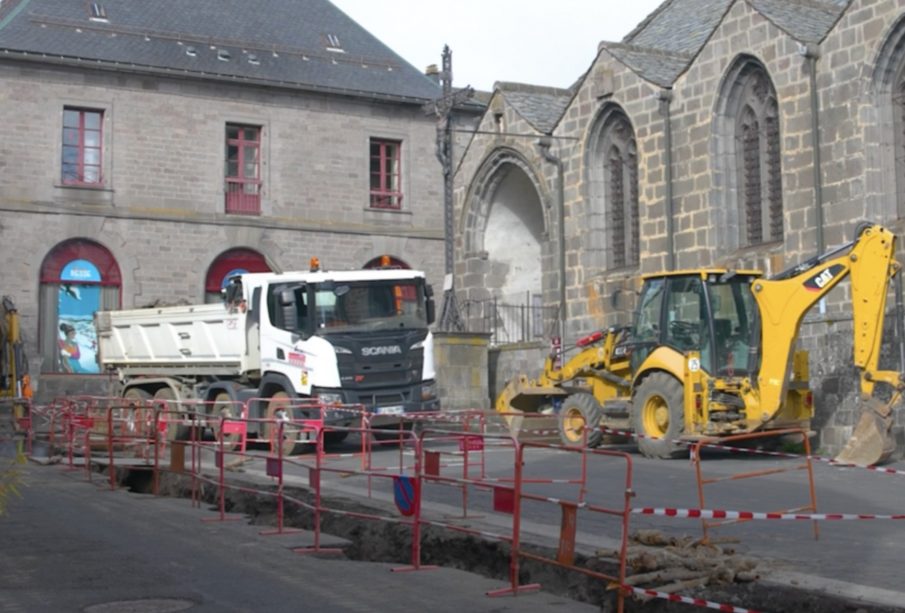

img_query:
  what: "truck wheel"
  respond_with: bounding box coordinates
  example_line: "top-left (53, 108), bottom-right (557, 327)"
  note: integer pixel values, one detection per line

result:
top-left (154, 387), bottom-right (190, 442)
top-left (631, 373), bottom-right (687, 459)
top-left (558, 393), bottom-right (603, 447)
top-left (265, 391), bottom-right (303, 456)
top-left (209, 392), bottom-right (241, 449)
top-left (122, 388), bottom-right (151, 437)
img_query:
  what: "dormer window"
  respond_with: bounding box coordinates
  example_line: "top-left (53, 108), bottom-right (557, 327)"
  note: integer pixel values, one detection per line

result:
top-left (324, 33), bottom-right (344, 53)
top-left (89, 3), bottom-right (108, 22)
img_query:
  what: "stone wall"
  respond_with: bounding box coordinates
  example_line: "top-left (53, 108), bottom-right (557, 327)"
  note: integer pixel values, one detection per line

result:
top-left (432, 332), bottom-right (492, 411)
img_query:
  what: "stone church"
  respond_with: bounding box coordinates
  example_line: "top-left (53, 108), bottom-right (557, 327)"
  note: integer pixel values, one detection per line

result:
top-left (455, 0), bottom-right (905, 454)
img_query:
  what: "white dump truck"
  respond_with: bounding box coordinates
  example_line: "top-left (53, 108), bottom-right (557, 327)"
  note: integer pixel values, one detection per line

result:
top-left (95, 261), bottom-right (438, 443)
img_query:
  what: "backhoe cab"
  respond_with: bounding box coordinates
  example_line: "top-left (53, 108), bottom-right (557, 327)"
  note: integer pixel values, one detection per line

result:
top-left (496, 222), bottom-right (901, 467)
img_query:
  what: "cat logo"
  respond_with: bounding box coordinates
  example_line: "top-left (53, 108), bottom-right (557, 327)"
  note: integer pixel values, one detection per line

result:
top-left (803, 264), bottom-right (845, 292)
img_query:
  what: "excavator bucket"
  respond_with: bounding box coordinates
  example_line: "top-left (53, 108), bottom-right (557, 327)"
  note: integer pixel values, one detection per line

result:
top-left (834, 397), bottom-right (896, 467)
top-left (494, 374), bottom-right (565, 414)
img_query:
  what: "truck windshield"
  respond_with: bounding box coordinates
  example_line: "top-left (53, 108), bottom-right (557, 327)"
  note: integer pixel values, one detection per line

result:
top-left (313, 279), bottom-right (428, 333)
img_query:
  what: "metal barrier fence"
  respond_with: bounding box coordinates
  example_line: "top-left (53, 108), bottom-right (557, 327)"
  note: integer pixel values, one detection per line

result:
top-left (460, 297), bottom-right (558, 345)
top-left (692, 428), bottom-right (819, 543)
top-left (16, 396), bottom-right (905, 612)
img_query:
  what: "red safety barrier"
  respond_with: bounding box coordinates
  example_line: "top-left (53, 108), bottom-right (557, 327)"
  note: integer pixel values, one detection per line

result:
top-left (692, 428), bottom-right (819, 543)
top-left (490, 441), bottom-right (634, 613)
top-left (408, 429), bottom-right (525, 578)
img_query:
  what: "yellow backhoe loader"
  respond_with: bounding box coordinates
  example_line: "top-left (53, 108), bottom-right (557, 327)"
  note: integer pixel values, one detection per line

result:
top-left (495, 222), bottom-right (902, 467)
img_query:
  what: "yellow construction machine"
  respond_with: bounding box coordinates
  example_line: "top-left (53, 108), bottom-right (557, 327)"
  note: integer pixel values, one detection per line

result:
top-left (496, 222), bottom-right (902, 466)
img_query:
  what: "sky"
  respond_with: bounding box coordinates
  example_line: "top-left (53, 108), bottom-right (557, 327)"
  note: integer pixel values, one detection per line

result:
top-left (331, 0), bottom-right (666, 92)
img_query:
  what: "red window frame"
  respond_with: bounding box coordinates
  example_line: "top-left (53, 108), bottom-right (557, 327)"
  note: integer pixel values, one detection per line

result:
top-left (61, 107), bottom-right (103, 186)
top-left (225, 124), bottom-right (262, 215)
top-left (369, 138), bottom-right (402, 209)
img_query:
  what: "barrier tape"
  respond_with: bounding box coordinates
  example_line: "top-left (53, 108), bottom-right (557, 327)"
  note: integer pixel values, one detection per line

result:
top-left (599, 426), bottom-right (905, 477)
top-left (626, 584), bottom-right (761, 613)
top-left (632, 507), bottom-right (905, 521)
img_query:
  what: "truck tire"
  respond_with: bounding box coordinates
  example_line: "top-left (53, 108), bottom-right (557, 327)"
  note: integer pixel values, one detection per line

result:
top-left (209, 391), bottom-right (241, 449)
top-left (122, 388), bottom-right (151, 438)
top-left (558, 393), bottom-right (603, 448)
top-left (631, 373), bottom-right (687, 459)
top-left (154, 387), bottom-right (190, 442)
top-left (264, 391), bottom-right (304, 456)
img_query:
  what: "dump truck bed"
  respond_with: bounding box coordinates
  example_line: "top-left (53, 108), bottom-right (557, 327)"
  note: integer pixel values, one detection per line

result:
top-left (95, 304), bottom-right (246, 375)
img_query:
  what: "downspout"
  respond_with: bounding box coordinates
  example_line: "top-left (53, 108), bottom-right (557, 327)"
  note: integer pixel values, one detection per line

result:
top-left (538, 136), bottom-right (566, 351)
top-left (659, 89), bottom-right (675, 270)
top-left (805, 43), bottom-right (824, 255)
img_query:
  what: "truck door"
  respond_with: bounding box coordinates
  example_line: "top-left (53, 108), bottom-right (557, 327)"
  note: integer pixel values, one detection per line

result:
top-left (260, 283), bottom-right (312, 394)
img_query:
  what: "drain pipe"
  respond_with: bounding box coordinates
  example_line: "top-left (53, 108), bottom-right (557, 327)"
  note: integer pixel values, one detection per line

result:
top-left (805, 43), bottom-right (824, 255)
top-left (804, 43), bottom-right (826, 317)
top-left (659, 89), bottom-right (675, 270)
top-left (538, 135), bottom-right (566, 353)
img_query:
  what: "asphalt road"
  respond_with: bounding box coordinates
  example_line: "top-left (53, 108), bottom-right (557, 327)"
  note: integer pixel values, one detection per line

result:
top-left (0, 459), bottom-right (594, 613)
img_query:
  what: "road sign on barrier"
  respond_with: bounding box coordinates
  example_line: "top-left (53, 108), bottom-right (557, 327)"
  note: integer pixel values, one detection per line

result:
top-left (393, 476), bottom-right (418, 516)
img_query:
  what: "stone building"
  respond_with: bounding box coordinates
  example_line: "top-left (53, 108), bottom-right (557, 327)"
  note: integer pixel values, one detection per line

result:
top-left (0, 0), bottom-right (484, 400)
top-left (455, 0), bottom-right (905, 454)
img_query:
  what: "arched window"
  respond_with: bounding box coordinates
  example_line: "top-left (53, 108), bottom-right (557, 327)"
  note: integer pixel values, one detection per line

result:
top-left (733, 66), bottom-right (783, 245)
top-left (39, 239), bottom-right (121, 374)
top-left (204, 248), bottom-right (272, 303)
top-left (588, 106), bottom-right (639, 270)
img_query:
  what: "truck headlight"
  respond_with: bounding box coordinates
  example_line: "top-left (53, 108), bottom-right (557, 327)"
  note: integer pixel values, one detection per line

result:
top-left (420, 382), bottom-right (436, 401)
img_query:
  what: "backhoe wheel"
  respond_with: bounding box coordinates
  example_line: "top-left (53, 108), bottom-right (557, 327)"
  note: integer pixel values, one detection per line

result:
top-left (209, 392), bottom-right (241, 449)
top-left (631, 373), bottom-right (687, 459)
top-left (154, 387), bottom-right (190, 442)
top-left (558, 393), bottom-right (603, 448)
top-left (264, 391), bottom-right (304, 457)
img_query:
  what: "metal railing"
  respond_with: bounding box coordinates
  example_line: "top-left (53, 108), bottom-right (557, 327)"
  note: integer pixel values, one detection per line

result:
top-left (460, 297), bottom-right (557, 345)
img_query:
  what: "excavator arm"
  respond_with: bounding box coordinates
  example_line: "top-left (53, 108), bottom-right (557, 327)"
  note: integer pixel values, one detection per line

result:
top-left (752, 223), bottom-right (901, 465)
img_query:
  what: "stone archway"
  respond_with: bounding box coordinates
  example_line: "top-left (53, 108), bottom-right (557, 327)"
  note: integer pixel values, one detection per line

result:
top-left (461, 148), bottom-right (550, 343)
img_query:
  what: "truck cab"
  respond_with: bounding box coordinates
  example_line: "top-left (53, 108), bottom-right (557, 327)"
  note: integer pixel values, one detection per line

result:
top-left (242, 266), bottom-right (438, 426)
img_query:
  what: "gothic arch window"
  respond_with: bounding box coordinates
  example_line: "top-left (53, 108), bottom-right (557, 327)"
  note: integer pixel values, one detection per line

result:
top-left (588, 106), bottom-right (639, 270)
top-left (869, 15), bottom-right (905, 221)
top-left (204, 247), bottom-right (271, 303)
top-left (893, 64), bottom-right (905, 217)
top-left (732, 64), bottom-right (783, 246)
top-left (39, 239), bottom-right (121, 373)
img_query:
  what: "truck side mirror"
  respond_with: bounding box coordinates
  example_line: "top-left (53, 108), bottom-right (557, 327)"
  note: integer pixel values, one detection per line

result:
top-left (425, 284), bottom-right (436, 325)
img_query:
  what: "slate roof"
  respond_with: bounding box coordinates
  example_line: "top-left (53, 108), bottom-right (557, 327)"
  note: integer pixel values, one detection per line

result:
top-left (748, 0), bottom-right (848, 43)
top-left (0, 0), bottom-right (442, 104)
top-left (600, 44), bottom-right (692, 88)
top-left (617, 0), bottom-right (852, 86)
top-left (496, 83), bottom-right (573, 134)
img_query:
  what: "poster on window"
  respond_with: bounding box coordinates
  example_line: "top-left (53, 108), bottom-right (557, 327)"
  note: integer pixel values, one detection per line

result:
top-left (57, 259), bottom-right (101, 374)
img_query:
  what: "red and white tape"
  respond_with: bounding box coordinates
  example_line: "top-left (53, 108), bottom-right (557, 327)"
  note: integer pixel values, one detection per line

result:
top-left (599, 426), bottom-right (905, 477)
top-left (632, 507), bottom-right (905, 521)
top-left (626, 584), bottom-right (761, 613)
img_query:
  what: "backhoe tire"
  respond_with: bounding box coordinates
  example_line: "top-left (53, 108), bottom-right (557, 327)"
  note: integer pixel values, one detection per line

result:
top-left (631, 373), bottom-right (687, 459)
top-left (558, 393), bottom-right (603, 448)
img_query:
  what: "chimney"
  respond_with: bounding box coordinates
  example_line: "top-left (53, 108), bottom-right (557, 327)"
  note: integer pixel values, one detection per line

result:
top-left (425, 64), bottom-right (440, 83)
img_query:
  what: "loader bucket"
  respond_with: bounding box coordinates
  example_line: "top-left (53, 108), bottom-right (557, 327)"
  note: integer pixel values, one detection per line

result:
top-left (834, 397), bottom-right (896, 467)
top-left (494, 374), bottom-right (565, 415)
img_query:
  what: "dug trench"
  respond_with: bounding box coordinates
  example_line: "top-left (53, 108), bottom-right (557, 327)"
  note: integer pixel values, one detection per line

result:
top-left (112, 465), bottom-right (897, 613)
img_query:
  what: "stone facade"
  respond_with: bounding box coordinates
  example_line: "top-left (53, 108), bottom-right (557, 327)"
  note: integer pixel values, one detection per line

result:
top-left (455, 0), bottom-right (905, 455)
top-left (0, 1), bottom-right (478, 400)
